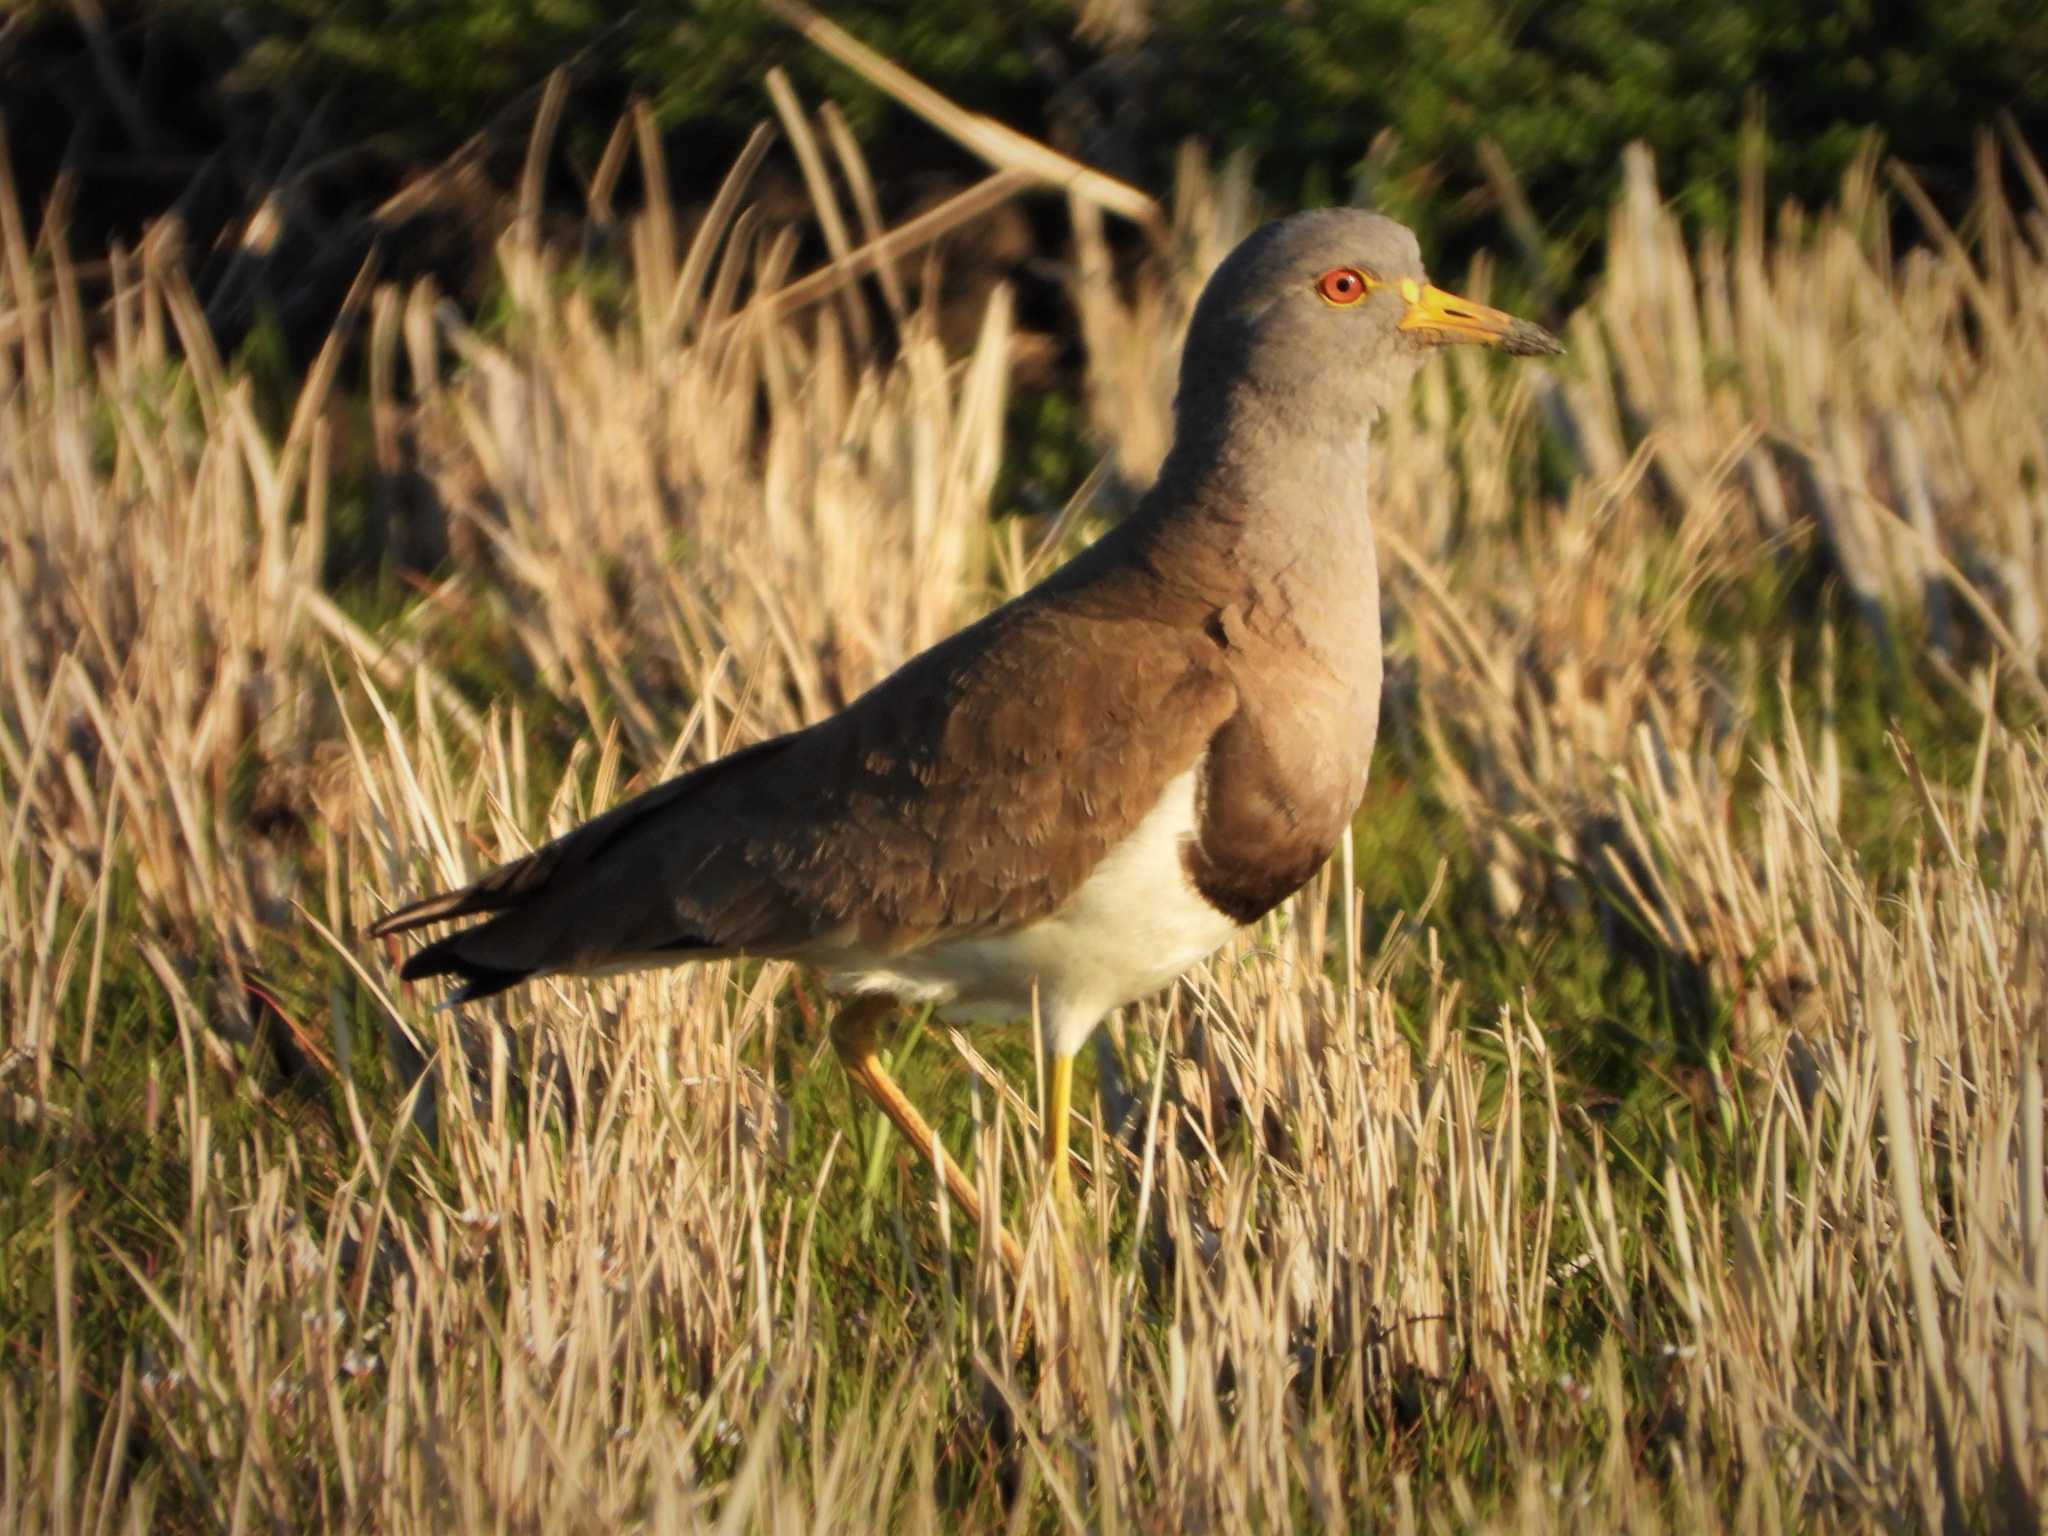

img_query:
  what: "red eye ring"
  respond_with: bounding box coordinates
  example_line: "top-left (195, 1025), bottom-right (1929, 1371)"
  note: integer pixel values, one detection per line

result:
top-left (1316, 267), bottom-right (1370, 305)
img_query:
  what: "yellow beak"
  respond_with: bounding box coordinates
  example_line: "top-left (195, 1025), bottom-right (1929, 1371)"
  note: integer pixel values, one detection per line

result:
top-left (1397, 280), bottom-right (1564, 356)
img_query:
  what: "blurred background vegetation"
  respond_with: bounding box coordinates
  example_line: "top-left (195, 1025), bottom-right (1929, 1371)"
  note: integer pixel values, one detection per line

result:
top-left (6, 0), bottom-right (2046, 353)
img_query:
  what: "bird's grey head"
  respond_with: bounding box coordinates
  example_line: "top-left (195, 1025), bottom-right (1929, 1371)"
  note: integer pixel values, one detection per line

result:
top-left (1171, 208), bottom-right (1562, 458)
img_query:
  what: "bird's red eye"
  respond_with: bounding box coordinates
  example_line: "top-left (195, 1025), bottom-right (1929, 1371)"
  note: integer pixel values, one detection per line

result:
top-left (1316, 268), bottom-right (1370, 305)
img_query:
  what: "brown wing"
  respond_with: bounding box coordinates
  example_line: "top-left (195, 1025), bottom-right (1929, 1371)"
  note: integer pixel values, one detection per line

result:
top-left (372, 582), bottom-right (1239, 999)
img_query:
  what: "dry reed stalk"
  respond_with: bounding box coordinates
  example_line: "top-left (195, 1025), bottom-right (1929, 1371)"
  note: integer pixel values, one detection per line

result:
top-left (4, 91), bottom-right (2047, 1532)
top-left (762, 0), bottom-right (1163, 236)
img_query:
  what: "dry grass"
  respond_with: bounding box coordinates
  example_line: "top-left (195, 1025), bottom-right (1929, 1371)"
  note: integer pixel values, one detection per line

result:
top-left (3, 86), bottom-right (2047, 1531)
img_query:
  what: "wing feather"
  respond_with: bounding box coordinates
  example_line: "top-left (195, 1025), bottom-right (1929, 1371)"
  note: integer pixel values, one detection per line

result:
top-left (372, 581), bottom-right (1238, 996)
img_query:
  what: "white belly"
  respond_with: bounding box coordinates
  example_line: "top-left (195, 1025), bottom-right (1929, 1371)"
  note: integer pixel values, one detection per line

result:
top-left (820, 767), bottom-right (1240, 1056)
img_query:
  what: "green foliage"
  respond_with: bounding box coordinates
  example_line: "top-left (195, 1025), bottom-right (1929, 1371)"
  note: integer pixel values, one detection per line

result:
top-left (1133, 0), bottom-right (2048, 283)
top-left (218, 0), bottom-right (1081, 177)
top-left (19, 2), bottom-right (2048, 301)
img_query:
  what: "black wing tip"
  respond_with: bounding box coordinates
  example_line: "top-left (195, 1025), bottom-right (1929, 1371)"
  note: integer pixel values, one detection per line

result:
top-left (366, 894), bottom-right (463, 940)
top-left (368, 856), bottom-right (541, 940)
top-left (396, 932), bottom-right (535, 1004)
top-left (366, 911), bottom-right (417, 941)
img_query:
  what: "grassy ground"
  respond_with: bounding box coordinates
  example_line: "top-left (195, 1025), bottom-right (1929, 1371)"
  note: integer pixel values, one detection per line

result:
top-left (3, 98), bottom-right (2047, 1531)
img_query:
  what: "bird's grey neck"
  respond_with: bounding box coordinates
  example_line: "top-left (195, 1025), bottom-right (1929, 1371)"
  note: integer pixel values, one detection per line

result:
top-left (1139, 391), bottom-right (1380, 598)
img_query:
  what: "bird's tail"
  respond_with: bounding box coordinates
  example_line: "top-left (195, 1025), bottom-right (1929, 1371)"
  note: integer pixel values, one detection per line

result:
top-left (364, 740), bottom-right (786, 1004)
top-left (368, 863), bottom-right (557, 1002)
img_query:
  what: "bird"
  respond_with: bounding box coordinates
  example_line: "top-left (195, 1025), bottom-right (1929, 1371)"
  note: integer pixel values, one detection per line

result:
top-left (369, 208), bottom-right (1562, 1270)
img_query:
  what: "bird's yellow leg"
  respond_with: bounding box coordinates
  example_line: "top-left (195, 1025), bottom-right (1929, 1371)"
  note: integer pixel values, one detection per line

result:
top-left (1046, 1047), bottom-right (1077, 1224)
top-left (831, 995), bottom-right (1023, 1274)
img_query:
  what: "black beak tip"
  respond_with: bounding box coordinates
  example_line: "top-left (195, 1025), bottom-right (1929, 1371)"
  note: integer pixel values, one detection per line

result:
top-left (1504, 319), bottom-right (1566, 358)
